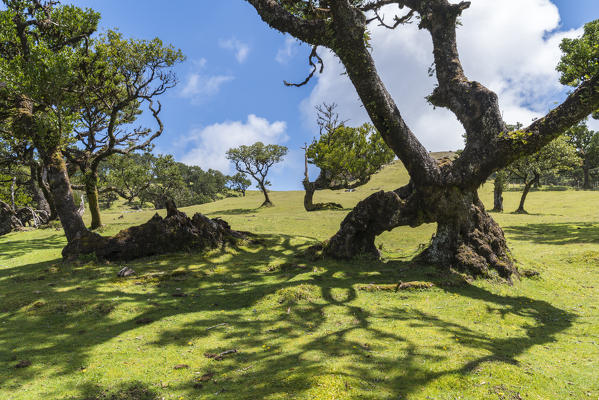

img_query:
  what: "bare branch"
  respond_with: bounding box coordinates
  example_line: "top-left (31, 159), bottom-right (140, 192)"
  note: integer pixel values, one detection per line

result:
top-left (284, 46), bottom-right (323, 87)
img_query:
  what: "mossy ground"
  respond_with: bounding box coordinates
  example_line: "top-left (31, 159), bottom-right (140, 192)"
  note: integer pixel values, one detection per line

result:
top-left (1, 160), bottom-right (598, 399)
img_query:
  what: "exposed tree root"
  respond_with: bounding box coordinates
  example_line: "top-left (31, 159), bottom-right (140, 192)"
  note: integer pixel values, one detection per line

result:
top-left (62, 200), bottom-right (246, 261)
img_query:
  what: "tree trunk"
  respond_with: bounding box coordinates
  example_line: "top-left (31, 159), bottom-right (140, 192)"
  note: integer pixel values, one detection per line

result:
top-left (322, 186), bottom-right (517, 280)
top-left (29, 163), bottom-right (51, 215)
top-left (84, 172), bottom-right (102, 229)
top-left (492, 182), bottom-right (503, 212)
top-left (420, 193), bottom-right (515, 280)
top-left (36, 165), bottom-right (57, 220)
top-left (303, 182), bottom-right (315, 211)
top-left (9, 176), bottom-right (17, 210)
top-left (582, 160), bottom-right (591, 190)
top-left (259, 183), bottom-right (273, 207)
top-left (44, 149), bottom-right (88, 242)
top-left (515, 180), bottom-right (534, 214)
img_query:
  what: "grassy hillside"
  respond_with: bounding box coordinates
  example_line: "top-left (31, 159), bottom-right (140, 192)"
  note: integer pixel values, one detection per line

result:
top-left (1, 159), bottom-right (598, 400)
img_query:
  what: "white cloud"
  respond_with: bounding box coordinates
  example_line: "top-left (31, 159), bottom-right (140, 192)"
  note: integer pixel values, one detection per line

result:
top-left (302, 0), bottom-right (583, 151)
top-left (276, 36), bottom-right (299, 64)
top-left (179, 58), bottom-right (234, 104)
top-left (219, 38), bottom-right (250, 63)
top-left (181, 115), bottom-right (289, 174)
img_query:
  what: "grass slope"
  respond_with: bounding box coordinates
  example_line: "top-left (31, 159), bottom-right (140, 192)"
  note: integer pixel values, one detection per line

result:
top-left (1, 159), bottom-right (598, 400)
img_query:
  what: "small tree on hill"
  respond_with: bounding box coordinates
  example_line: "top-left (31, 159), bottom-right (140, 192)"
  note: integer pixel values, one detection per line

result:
top-left (227, 172), bottom-right (251, 196)
top-left (507, 136), bottom-right (578, 214)
top-left (565, 121), bottom-right (599, 189)
top-left (303, 103), bottom-right (395, 211)
top-left (226, 142), bottom-right (288, 207)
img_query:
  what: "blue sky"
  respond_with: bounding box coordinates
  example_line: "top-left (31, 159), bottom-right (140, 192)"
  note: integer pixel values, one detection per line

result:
top-left (67, 0), bottom-right (599, 190)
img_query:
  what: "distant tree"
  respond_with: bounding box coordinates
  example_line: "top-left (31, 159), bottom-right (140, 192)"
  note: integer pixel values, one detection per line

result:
top-left (227, 172), bottom-right (251, 196)
top-left (180, 165), bottom-right (228, 202)
top-left (303, 103), bottom-right (395, 211)
top-left (226, 142), bottom-right (288, 207)
top-left (65, 30), bottom-right (183, 229)
top-left (557, 19), bottom-right (599, 120)
top-left (565, 121), bottom-right (599, 189)
top-left (142, 155), bottom-right (190, 209)
top-left (507, 136), bottom-right (578, 213)
top-left (99, 153), bottom-right (154, 205)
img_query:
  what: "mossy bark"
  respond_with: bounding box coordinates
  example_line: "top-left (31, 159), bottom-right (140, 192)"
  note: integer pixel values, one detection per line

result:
top-left (44, 149), bottom-right (88, 242)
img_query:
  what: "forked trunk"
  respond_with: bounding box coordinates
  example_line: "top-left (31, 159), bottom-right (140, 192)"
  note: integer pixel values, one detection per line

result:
top-left (44, 149), bottom-right (88, 242)
top-left (323, 186), bottom-right (517, 280)
top-left (84, 172), bottom-right (102, 230)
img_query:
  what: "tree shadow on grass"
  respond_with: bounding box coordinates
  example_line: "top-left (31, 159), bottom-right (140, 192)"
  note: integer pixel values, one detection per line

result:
top-left (504, 222), bottom-right (599, 245)
top-left (0, 233), bottom-right (576, 399)
top-left (0, 232), bottom-right (65, 261)
top-left (204, 208), bottom-right (259, 216)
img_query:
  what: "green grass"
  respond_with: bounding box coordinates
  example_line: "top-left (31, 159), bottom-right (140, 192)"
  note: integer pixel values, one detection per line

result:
top-left (1, 160), bottom-right (598, 399)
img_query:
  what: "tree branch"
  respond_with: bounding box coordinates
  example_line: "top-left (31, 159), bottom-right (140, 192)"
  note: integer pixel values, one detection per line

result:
top-left (245, 0), bottom-right (331, 46)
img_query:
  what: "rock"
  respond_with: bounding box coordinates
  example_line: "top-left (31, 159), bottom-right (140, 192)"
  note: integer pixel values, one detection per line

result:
top-left (118, 267), bottom-right (136, 277)
top-left (15, 359), bottom-right (32, 368)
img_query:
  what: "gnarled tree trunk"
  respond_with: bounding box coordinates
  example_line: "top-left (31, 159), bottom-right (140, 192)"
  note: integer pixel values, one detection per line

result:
top-left (43, 149), bottom-right (88, 242)
top-left (246, 0), bottom-right (599, 281)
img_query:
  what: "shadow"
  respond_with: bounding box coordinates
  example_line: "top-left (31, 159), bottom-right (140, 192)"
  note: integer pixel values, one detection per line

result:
top-left (0, 233), bottom-right (65, 261)
top-left (504, 222), bottom-right (599, 244)
top-left (0, 232), bottom-right (576, 399)
top-left (204, 208), bottom-right (258, 216)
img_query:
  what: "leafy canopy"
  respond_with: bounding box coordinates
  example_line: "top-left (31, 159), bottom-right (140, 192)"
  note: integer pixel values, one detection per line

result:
top-left (306, 122), bottom-right (395, 187)
top-left (226, 142), bottom-right (288, 188)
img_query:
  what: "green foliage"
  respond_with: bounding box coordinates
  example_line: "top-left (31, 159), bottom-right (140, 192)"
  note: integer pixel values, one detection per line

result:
top-left (557, 19), bottom-right (599, 87)
top-left (226, 172), bottom-right (251, 196)
top-left (507, 135), bottom-right (579, 185)
top-left (306, 122), bottom-right (394, 187)
top-left (0, 0), bottom-right (100, 153)
top-left (226, 142), bottom-right (288, 189)
top-left (99, 153), bottom-right (230, 209)
top-left (566, 120), bottom-right (599, 167)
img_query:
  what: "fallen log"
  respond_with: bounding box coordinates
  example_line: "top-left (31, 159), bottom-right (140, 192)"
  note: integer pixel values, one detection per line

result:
top-left (62, 200), bottom-right (247, 261)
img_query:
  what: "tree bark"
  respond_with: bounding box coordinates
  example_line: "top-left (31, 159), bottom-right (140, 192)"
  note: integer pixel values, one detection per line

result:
top-left (303, 179), bottom-right (343, 212)
top-left (29, 163), bottom-right (51, 215)
top-left (43, 149), bottom-right (88, 242)
top-left (84, 171), bottom-right (102, 229)
top-left (492, 182), bottom-right (503, 212)
top-left (323, 185), bottom-right (517, 280)
top-left (36, 165), bottom-right (57, 220)
top-left (515, 178), bottom-right (535, 214)
top-left (259, 182), bottom-right (273, 207)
